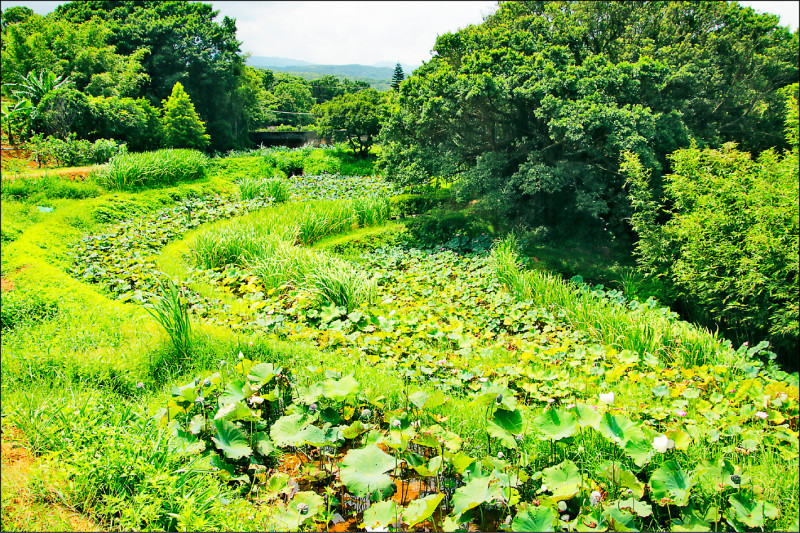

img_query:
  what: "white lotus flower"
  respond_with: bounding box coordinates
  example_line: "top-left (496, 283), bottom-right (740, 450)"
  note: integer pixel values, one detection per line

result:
top-left (557, 501), bottom-right (567, 512)
top-left (590, 490), bottom-right (602, 506)
top-left (653, 434), bottom-right (675, 453)
top-left (598, 392), bottom-right (615, 404)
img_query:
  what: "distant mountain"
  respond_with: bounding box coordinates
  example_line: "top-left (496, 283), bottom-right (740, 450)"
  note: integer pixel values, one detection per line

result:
top-left (247, 56), bottom-right (312, 68)
top-left (244, 58), bottom-right (421, 91)
top-left (372, 61), bottom-right (421, 73)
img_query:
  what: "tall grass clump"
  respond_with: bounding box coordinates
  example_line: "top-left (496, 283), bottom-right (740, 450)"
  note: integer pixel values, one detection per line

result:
top-left (190, 217), bottom-right (298, 270)
top-left (237, 177), bottom-right (289, 202)
top-left (145, 278), bottom-right (193, 360)
top-left (1, 172), bottom-right (102, 201)
top-left (96, 149), bottom-right (208, 190)
top-left (490, 235), bottom-right (741, 367)
top-left (489, 234), bottom-right (532, 298)
top-left (306, 257), bottom-right (376, 311)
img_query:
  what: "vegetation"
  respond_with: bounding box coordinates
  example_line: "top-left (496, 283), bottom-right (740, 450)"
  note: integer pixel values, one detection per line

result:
top-left (2, 2), bottom-right (799, 532)
top-left (161, 82), bottom-right (210, 150)
top-left (95, 149), bottom-right (208, 190)
top-left (623, 83), bottom-right (800, 365)
top-left (314, 89), bottom-right (386, 157)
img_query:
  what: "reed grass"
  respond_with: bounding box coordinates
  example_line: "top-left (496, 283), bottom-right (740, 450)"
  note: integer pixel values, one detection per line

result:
top-left (237, 177), bottom-right (290, 202)
top-left (489, 235), bottom-right (741, 367)
top-left (145, 277), bottom-right (193, 360)
top-left (96, 149), bottom-right (207, 190)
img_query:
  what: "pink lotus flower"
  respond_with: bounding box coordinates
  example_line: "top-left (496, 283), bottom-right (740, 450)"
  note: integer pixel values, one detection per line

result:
top-left (675, 409), bottom-right (687, 417)
top-left (755, 411), bottom-right (768, 419)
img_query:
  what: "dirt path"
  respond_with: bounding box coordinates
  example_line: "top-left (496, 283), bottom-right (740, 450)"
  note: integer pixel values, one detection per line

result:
top-left (1, 424), bottom-right (102, 531)
top-left (3, 165), bottom-right (100, 182)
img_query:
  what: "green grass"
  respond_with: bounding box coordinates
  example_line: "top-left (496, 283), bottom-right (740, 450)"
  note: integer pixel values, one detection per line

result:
top-left (236, 176), bottom-right (290, 201)
top-left (1, 171), bottom-right (103, 202)
top-left (489, 235), bottom-right (747, 368)
top-left (3, 152), bottom-right (797, 532)
top-left (95, 149), bottom-right (208, 190)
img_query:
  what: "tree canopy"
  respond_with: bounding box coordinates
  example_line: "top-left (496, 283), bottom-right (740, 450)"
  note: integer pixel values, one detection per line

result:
top-left (314, 89), bottom-right (386, 157)
top-left (379, 0), bottom-right (799, 237)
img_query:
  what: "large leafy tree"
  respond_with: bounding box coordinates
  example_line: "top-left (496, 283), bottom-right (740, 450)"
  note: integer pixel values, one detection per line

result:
top-left (314, 89), bottom-right (386, 157)
top-left (52, 1), bottom-right (248, 150)
top-left (380, 0), bottom-right (798, 237)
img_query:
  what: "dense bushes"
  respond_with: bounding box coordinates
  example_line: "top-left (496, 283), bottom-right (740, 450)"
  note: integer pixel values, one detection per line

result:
top-left (261, 146), bottom-right (341, 177)
top-left (95, 149), bottom-right (208, 190)
top-left (624, 84), bottom-right (799, 362)
top-left (28, 135), bottom-right (127, 167)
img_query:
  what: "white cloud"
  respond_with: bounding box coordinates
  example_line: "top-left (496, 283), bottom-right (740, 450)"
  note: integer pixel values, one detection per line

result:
top-left (210, 1), bottom-right (498, 65)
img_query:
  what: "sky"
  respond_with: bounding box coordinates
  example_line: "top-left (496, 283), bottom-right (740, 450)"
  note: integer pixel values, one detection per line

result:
top-left (2, 1), bottom-right (798, 67)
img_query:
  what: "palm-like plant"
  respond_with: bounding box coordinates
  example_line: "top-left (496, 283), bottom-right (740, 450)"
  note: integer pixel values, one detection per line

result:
top-left (9, 70), bottom-right (74, 107)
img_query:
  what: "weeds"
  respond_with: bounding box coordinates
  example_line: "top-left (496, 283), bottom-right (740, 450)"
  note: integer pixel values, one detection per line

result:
top-left (237, 177), bottom-right (290, 202)
top-left (145, 278), bottom-right (192, 361)
top-left (1, 172), bottom-right (102, 201)
top-left (96, 149), bottom-right (207, 190)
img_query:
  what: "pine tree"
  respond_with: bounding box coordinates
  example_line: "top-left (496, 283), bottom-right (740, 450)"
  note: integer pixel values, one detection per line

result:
top-left (161, 82), bottom-right (210, 150)
top-left (390, 63), bottom-right (405, 92)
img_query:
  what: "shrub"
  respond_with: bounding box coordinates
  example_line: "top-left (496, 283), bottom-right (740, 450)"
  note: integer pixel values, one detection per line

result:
top-left (623, 86), bottom-right (799, 362)
top-left (96, 149), bottom-right (207, 190)
top-left (28, 135), bottom-right (127, 167)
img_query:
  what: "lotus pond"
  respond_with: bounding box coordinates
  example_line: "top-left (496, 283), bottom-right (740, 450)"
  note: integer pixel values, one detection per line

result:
top-left (1, 164), bottom-right (798, 532)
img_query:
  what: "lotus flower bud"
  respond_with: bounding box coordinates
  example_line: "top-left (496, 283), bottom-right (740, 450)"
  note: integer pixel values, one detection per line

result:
top-left (309, 403), bottom-right (317, 414)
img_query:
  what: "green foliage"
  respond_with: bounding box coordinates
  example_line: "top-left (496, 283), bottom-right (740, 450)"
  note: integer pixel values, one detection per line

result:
top-left (380, 0), bottom-right (798, 236)
top-left (0, 286), bottom-right (59, 330)
top-left (236, 177), bottom-right (289, 202)
top-left (96, 148), bottom-right (208, 190)
top-left (145, 277), bottom-right (193, 361)
top-left (314, 89), bottom-right (386, 157)
top-left (90, 95), bottom-right (163, 151)
top-left (161, 82), bottom-right (211, 150)
top-left (1, 172), bottom-right (102, 202)
top-left (623, 86), bottom-right (799, 362)
top-left (27, 134), bottom-right (127, 167)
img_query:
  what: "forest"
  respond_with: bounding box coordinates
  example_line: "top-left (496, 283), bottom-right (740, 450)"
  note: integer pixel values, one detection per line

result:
top-left (1, 1), bottom-right (798, 532)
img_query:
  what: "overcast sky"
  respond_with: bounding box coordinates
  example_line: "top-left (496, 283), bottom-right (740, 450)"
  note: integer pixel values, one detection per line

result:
top-left (3, 1), bottom-right (798, 66)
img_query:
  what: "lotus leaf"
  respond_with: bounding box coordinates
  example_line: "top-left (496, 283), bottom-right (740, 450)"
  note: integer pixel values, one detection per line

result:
top-left (211, 419), bottom-right (252, 460)
top-left (451, 473), bottom-right (493, 516)
top-left (726, 492), bottom-right (780, 529)
top-left (512, 506), bottom-right (557, 532)
top-left (360, 500), bottom-right (397, 530)
top-left (542, 459), bottom-right (583, 500)
top-left (404, 493), bottom-right (444, 527)
top-left (649, 459), bottom-right (693, 506)
top-left (533, 408), bottom-right (577, 441)
top-left (340, 444), bottom-right (398, 497)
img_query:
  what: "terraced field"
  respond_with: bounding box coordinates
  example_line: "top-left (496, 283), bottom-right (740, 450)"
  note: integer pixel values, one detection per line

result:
top-left (2, 154), bottom-right (798, 532)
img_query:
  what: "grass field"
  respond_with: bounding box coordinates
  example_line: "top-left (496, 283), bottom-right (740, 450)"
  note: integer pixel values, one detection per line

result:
top-left (2, 146), bottom-right (797, 532)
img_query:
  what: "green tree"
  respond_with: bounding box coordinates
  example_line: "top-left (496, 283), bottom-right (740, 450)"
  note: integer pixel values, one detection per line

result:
top-left (53, 1), bottom-right (248, 150)
top-left (390, 63), bottom-right (404, 91)
top-left (314, 89), bottom-right (385, 157)
top-left (161, 81), bottom-right (210, 150)
top-left (380, 0), bottom-right (798, 237)
top-left (623, 83), bottom-right (799, 362)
